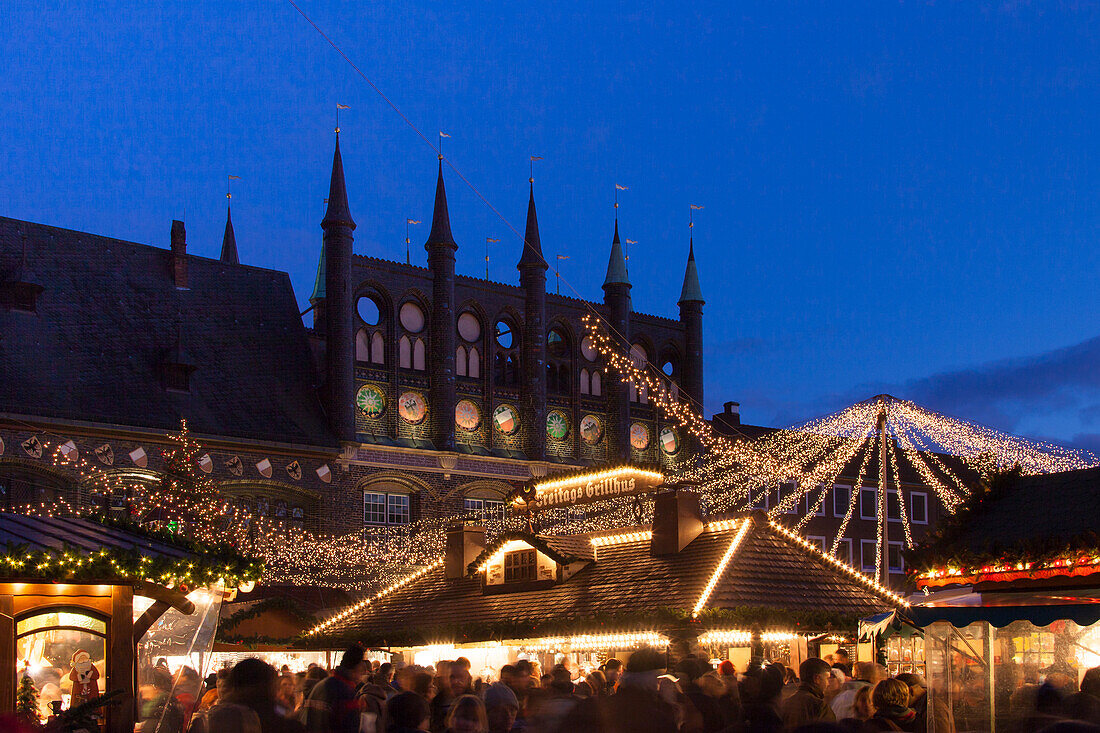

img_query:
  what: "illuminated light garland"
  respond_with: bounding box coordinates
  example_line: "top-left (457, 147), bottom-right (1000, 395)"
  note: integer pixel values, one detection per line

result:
top-left (305, 557), bottom-right (444, 636)
top-left (698, 630), bottom-right (799, 645)
top-left (473, 540), bottom-right (537, 573)
top-left (590, 529), bottom-right (653, 547)
top-left (766, 520), bottom-right (909, 607)
top-left (917, 554), bottom-right (1100, 588)
top-left (692, 517), bottom-right (753, 618)
top-left (529, 466), bottom-right (664, 495)
top-left (517, 631), bottom-right (668, 651)
top-left (705, 518), bottom-right (742, 532)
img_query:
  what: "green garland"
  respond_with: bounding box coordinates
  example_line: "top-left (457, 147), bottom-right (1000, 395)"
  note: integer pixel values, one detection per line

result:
top-left (0, 540), bottom-right (262, 589)
top-left (219, 596), bottom-right (317, 634)
top-left (300, 604), bottom-right (865, 649)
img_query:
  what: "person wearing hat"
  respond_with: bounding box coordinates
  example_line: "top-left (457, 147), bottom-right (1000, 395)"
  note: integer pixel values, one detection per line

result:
top-left (484, 682), bottom-right (519, 733)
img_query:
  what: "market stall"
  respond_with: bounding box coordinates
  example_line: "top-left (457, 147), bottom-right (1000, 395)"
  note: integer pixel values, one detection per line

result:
top-left (0, 511), bottom-right (259, 731)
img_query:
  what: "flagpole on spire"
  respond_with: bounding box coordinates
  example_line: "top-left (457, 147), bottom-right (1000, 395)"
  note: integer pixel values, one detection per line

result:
top-left (227, 175), bottom-right (239, 201)
top-left (406, 219), bottom-right (421, 264)
top-left (530, 156), bottom-right (543, 183)
top-left (624, 239), bottom-right (637, 264)
top-left (555, 254), bottom-right (570, 295)
top-left (336, 103), bottom-right (349, 133)
top-left (439, 131), bottom-right (450, 160)
top-left (690, 203), bottom-right (704, 231)
top-left (486, 237), bottom-right (499, 279)
top-left (615, 183), bottom-right (628, 221)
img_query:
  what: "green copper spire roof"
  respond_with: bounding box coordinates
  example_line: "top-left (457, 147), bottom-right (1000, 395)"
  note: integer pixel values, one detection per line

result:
top-left (602, 219), bottom-right (631, 289)
top-left (678, 239), bottom-right (704, 305)
top-left (310, 243), bottom-right (326, 301)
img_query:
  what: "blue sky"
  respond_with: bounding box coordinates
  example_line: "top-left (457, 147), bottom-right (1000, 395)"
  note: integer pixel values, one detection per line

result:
top-left (2, 1), bottom-right (1098, 449)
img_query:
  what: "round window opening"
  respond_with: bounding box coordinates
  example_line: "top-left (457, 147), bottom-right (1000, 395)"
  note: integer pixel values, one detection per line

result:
top-left (458, 313), bottom-right (481, 342)
top-left (400, 302), bottom-right (426, 333)
top-left (662, 361), bottom-right (675, 376)
top-left (495, 320), bottom-right (515, 349)
top-left (357, 296), bottom-right (381, 326)
top-left (580, 336), bottom-right (597, 362)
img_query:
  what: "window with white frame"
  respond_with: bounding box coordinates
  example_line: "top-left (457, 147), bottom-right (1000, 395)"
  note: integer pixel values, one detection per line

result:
top-left (835, 538), bottom-right (854, 566)
top-left (887, 489), bottom-right (902, 522)
top-left (860, 539), bottom-right (878, 572)
top-left (751, 486), bottom-right (768, 510)
top-left (363, 492), bottom-right (386, 524)
top-left (888, 541), bottom-right (904, 574)
top-left (463, 497), bottom-right (505, 522)
top-left (807, 536), bottom-right (827, 553)
top-left (910, 491), bottom-right (928, 524)
top-left (859, 487), bottom-right (878, 520)
top-left (778, 481), bottom-right (799, 514)
top-left (387, 494), bottom-right (410, 525)
top-left (364, 490), bottom-right (411, 526)
top-left (833, 485), bottom-right (852, 518)
top-left (808, 484), bottom-right (827, 516)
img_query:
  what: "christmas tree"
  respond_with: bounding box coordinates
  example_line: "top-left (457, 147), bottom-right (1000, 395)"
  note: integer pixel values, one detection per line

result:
top-left (16, 673), bottom-right (39, 725)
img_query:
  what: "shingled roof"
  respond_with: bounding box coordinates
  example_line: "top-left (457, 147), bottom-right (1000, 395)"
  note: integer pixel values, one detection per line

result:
top-left (0, 217), bottom-right (336, 449)
top-left (308, 511), bottom-right (900, 646)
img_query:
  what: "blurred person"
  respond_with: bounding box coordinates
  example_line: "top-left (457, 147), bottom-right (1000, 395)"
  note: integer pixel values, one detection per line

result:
top-left (222, 658), bottom-right (305, 733)
top-left (585, 670), bottom-right (608, 698)
top-left (1066, 666), bottom-right (1100, 724)
top-left (781, 658), bottom-right (836, 728)
top-left (868, 678), bottom-right (916, 731)
top-left (198, 669), bottom-right (231, 712)
top-left (386, 690), bottom-right (431, 733)
top-left (277, 674), bottom-right (297, 716)
top-left (199, 702), bottom-right (263, 733)
top-left (604, 658), bottom-right (624, 693)
top-left (599, 646), bottom-right (679, 733)
top-left (833, 649), bottom-right (853, 678)
top-left (444, 694), bottom-right (487, 733)
top-left (431, 662), bottom-right (473, 732)
top-left (483, 682), bottom-right (520, 733)
top-left (740, 662), bottom-right (785, 733)
top-left (303, 645), bottom-right (368, 733)
top-left (831, 663), bottom-right (886, 720)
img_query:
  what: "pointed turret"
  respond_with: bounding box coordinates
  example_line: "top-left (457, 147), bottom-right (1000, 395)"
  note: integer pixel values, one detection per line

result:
top-left (424, 160), bottom-right (456, 250)
top-left (220, 205), bottom-right (239, 264)
top-left (678, 239), bottom-right (704, 305)
top-left (517, 183), bottom-right (547, 271)
top-left (602, 219), bottom-right (631, 290)
top-left (320, 133), bottom-right (356, 444)
top-left (321, 135), bottom-right (355, 230)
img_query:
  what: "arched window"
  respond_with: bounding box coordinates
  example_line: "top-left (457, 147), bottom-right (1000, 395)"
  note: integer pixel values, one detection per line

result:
top-left (413, 339), bottom-right (426, 371)
top-left (591, 370), bottom-right (602, 397)
top-left (356, 329), bottom-right (371, 362)
top-left (457, 346), bottom-right (467, 377)
top-left (361, 481), bottom-right (415, 526)
top-left (547, 326), bottom-right (572, 395)
top-left (628, 344), bottom-right (648, 402)
top-left (494, 318), bottom-right (520, 386)
top-left (580, 368), bottom-right (590, 395)
top-left (371, 332), bottom-right (384, 364)
top-left (399, 336), bottom-right (412, 369)
top-left (468, 348), bottom-right (480, 378)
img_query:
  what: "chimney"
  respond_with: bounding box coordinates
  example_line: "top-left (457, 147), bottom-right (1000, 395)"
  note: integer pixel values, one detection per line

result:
top-left (170, 220), bottom-right (188, 289)
top-left (724, 402), bottom-right (740, 424)
top-left (651, 487), bottom-right (704, 555)
top-left (445, 523), bottom-right (487, 580)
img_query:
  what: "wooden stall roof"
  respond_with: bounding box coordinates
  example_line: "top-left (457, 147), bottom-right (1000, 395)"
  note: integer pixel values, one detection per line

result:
top-left (0, 512), bottom-right (197, 561)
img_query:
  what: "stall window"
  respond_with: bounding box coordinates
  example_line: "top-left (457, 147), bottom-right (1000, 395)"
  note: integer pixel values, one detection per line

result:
top-left (17, 610), bottom-right (108, 723)
top-left (504, 549), bottom-right (537, 583)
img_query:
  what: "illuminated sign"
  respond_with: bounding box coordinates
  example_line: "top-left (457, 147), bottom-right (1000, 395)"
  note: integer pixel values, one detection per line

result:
top-left (518, 467), bottom-right (665, 511)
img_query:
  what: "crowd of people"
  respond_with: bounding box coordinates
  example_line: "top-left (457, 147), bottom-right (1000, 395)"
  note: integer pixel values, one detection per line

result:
top-left (144, 645), bottom-right (1100, 733)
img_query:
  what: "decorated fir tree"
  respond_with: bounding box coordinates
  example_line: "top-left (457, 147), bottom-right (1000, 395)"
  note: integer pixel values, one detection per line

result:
top-left (16, 673), bottom-right (39, 725)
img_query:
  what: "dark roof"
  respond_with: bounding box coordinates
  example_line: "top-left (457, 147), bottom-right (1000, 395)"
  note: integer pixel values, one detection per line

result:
top-left (424, 160), bottom-right (456, 250)
top-left (949, 466), bottom-right (1100, 554)
top-left (220, 204), bottom-right (239, 265)
top-left (226, 584), bottom-right (354, 615)
top-left (0, 216), bottom-right (336, 448)
top-left (313, 513), bottom-right (896, 644)
top-left (321, 135), bottom-right (355, 229)
top-left (0, 511), bottom-right (195, 561)
top-left (517, 183), bottom-right (547, 271)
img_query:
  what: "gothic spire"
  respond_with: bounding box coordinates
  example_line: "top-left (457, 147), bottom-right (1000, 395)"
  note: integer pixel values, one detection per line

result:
top-left (424, 159), bottom-right (456, 250)
top-left (321, 134), bottom-right (355, 230)
top-left (219, 204), bottom-right (239, 264)
top-left (517, 181), bottom-right (547, 271)
top-left (602, 218), bottom-right (630, 289)
top-left (678, 238), bottom-right (704, 305)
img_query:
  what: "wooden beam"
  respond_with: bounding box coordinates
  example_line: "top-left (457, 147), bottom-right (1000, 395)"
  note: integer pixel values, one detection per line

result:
top-left (0, 594), bottom-right (13, 715)
top-left (133, 581), bottom-right (194, 615)
top-left (110, 586), bottom-right (135, 733)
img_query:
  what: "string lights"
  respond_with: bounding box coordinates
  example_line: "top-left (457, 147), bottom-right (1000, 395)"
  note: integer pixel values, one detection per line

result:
top-left (305, 558), bottom-right (444, 637)
top-left (692, 518), bottom-right (753, 617)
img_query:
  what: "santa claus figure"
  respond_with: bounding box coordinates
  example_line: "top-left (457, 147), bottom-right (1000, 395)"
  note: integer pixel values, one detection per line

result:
top-left (68, 650), bottom-right (100, 706)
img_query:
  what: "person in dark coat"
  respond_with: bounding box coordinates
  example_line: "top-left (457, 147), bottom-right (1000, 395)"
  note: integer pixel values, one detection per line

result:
top-left (780, 659), bottom-right (836, 729)
top-left (221, 658), bottom-right (306, 733)
top-left (303, 645), bottom-right (369, 733)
